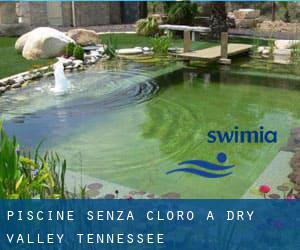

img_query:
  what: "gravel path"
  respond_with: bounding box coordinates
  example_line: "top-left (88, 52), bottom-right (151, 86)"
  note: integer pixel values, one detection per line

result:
top-left (229, 28), bottom-right (300, 40)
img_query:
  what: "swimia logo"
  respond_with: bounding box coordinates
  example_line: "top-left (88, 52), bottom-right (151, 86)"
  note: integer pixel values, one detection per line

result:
top-left (166, 152), bottom-right (234, 178)
top-left (207, 126), bottom-right (277, 144)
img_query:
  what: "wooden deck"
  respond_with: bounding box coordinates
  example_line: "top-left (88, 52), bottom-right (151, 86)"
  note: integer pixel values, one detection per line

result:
top-left (179, 43), bottom-right (253, 61)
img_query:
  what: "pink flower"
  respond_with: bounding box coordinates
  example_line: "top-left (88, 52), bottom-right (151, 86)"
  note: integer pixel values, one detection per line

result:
top-left (259, 185), bottom-right (271, 194)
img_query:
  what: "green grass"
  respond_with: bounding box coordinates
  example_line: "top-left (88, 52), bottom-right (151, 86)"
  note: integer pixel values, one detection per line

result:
top-left (0, 37), bottom-right (53, 79)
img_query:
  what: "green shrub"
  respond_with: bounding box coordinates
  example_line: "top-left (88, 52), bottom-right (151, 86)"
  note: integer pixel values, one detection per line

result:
top-left (73, 45), bottom-right (84, 60)
top-left (167, 2), bottom-right (198, 25)
top-left (65, 42), bottom-right (76, 58)
top-left (151, 35), bottom-right (171, 55)
top-left (0, 122), bottom-right (67, 199)
top-left (136, 16), bottom-right (161, 37)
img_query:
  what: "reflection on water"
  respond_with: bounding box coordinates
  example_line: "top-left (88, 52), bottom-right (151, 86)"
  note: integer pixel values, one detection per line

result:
top-left (1, 61), bottom-right (300, 198)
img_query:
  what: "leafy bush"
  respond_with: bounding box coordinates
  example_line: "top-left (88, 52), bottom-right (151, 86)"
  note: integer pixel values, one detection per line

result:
top-left (136, 16), bottom-right (161, 37)
top-left (151, 35), bottom-right (171, 55)
top-left (73, 45), bottom-right (84, 60)
top-left (65, 42), bottom-right (76, 58)
top-left (0, 122), bottom-right (67, 199)
top-left (167, 2), bottom-right (198, 25)
top-left (103, 36), bottom-right (117, 59)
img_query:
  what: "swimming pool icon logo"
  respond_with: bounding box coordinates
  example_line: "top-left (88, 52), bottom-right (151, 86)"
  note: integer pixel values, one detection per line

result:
top-left (166, 152), bottom-right (234, 178)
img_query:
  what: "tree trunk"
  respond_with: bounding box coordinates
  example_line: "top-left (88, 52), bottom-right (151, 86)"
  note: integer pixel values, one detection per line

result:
top-left (210, 2), bottom-right (228, 39)
top-left (272, 2), bottom-right (276, 22)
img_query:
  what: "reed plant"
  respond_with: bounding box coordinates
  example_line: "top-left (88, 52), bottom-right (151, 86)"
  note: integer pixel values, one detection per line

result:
top-left (0, 121), bottom-right (67, 199)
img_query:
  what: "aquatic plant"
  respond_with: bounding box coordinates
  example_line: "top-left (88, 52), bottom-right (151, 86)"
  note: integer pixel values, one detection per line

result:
top-left (268, 39), bottom-right (275, 57)
top-left (251, 29), bottom-right (262, 57)
top-left (151, 35), bottom-right (171, 55)
top-left (103, 36), bottom-right (117, 59)
top-left (291, 43), bottom-right (300, 69)
top-left (79, 185), bottom-right (87, 199)
top-left (0, 122), bottom-right (67, 199)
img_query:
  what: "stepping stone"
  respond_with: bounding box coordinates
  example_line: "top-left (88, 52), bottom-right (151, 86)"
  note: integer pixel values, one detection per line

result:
top-left (117, 48), bottom-right (143, 55)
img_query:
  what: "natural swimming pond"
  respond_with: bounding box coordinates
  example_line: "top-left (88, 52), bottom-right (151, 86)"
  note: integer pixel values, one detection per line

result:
top-left (1, 60), bottom-right (300, 198)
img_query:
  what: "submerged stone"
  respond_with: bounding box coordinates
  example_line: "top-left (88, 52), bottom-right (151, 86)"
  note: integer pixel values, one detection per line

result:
top-left (161, 192), bottom-right (181, 199)
top-left (104, 194), bottom-right (115, 199)
top-left (268, 193), bottom-right (281, 199)
top-left (277, 185), bottom-right (290, 192)
top-left (86, 189), bottom-right (100, 198)
top-left (87, 183), bottom-right (103, 190)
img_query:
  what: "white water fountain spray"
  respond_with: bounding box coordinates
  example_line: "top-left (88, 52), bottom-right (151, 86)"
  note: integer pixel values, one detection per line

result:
top-left (52, 60), bottom-right (70, 94)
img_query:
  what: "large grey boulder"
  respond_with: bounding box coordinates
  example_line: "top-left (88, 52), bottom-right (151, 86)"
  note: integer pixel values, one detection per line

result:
top-left (15, 27), bottom-right (74, 60)
top-left (67, 28), bottom-right (100, 46)
top-left (15, 31), bottom-right (30, 53)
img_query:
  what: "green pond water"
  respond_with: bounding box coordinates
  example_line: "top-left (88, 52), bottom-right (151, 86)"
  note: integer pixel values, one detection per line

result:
top-left (1, 60), bottom-right (300, 198)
